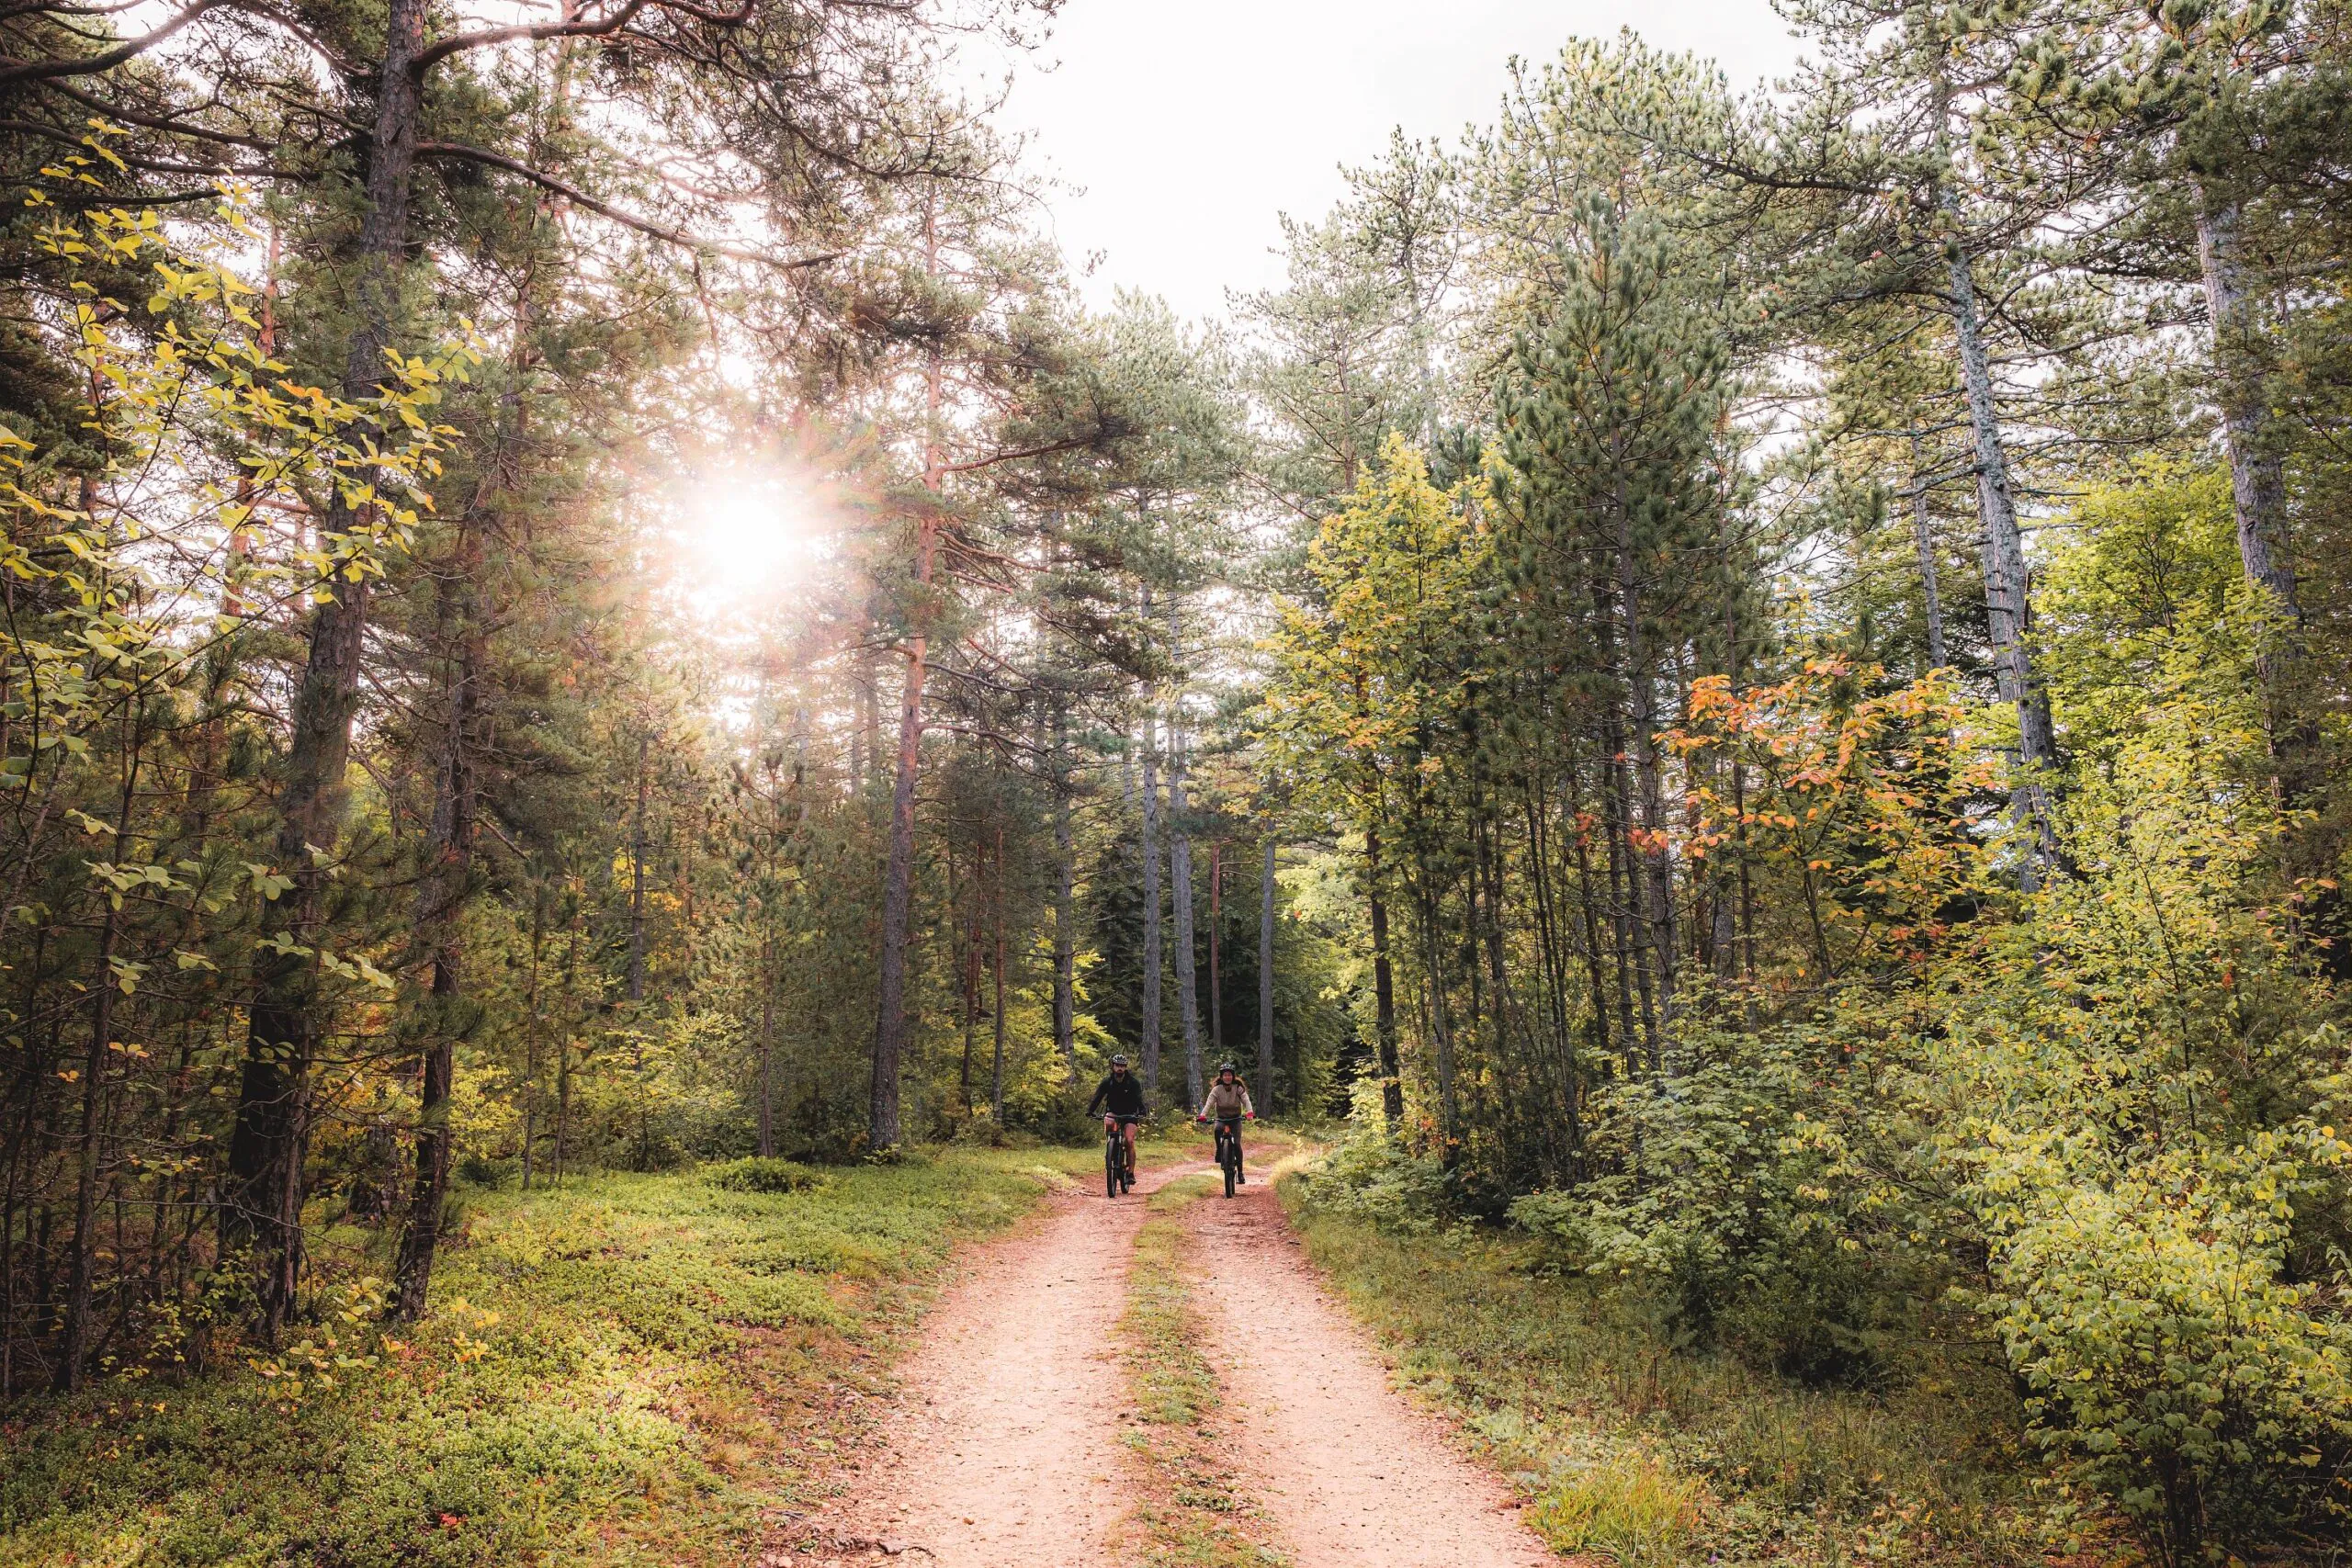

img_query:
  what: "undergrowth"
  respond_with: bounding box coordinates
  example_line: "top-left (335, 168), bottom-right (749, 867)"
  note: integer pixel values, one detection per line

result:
top-left (0, 1146), bottom-right (1103, 1568)
top-left (1282, 1170), bottom-right (2090, 1568)
top-left (1118, 1174), bottom-right (1287, 1568)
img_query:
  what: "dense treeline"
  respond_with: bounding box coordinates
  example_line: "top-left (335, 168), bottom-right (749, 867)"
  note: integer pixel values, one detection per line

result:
top-left (1268, 9), bottom-right (2352, 1563)
top-left (3, 0), bottom-right (2351, 1562)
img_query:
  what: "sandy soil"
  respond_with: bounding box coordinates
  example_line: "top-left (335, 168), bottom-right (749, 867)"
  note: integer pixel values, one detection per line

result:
top-left (801, 1159), bottom-right (1181, 1566)
top-left (803, 1155), bottom-right (1552, 1567)
top-left (1184, 1178), bottom-right (1555, 1568)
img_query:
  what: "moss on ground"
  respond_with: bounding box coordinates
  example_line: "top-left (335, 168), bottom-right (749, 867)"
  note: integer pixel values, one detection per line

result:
top-left (0, 1146), bottom-right (1112, 1568)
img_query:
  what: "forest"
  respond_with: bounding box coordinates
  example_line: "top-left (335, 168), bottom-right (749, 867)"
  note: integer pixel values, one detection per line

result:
top-left (1, 0), bottom-right (2350, 1563)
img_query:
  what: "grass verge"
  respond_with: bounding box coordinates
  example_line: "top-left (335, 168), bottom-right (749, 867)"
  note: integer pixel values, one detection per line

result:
top-left (1117, 1174), bottom-right (1287, 1568)
top-left (0, 1146), bottom-right (1104, 1568)
top-left (1280, 1173), bottom-right (2062, 1568)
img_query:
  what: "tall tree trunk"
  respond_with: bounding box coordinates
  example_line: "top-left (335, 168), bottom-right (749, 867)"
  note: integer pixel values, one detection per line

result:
top-left (990, 825), bottom-right (1007, 1126)
top-left (1908, 433), bottom-right (1948, 672)
top-left (1169, 615), bottom-right (1203, 1106)
top-left (55, 727), bottom-right (138, 1391)
top-left (956, 846), bottom-right (977, 1113)
top-left (868, 194), bottom-right (947, 1153)
top-left (1614, 505), bottom-right (1677, 1072)
top-left (1258, 834), bottom-right (1276, 1116)
top-left (756, 947), bottom-right (775, 1157)
top-left (1939, 173), bottom-right (2061, 884)
top-left (521, 887), bottom-right (545, 1188)
top-left (626, 728), bottom-right (649, 1002)
top-left (1208, 840), bottom-right (1223, 1066)
top-left (1138, 707), bottom-right (1164, 1099)
top-left (1051, 709), bottom-right (1077, 1072)
top-left (392, 532), bottom-right (481, 1321)
top-left (2193, 187), bottom-right (2301, 644)
top-left (223, 0), bottom-right (429, 1334)
top-left (1364, 826), bottom-right (1403, 1127)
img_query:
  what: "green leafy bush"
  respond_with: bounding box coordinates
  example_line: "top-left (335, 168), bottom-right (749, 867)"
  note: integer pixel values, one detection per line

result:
top-left (1966, 1125), bottom-right (2352, 1566)
top-left (701, 1156), bottom-right (828, 1194)
top-left (1511, 1026), bottom-right (1935, 1388)
top-left (1290, 1121), bottom-right (1455, 1234)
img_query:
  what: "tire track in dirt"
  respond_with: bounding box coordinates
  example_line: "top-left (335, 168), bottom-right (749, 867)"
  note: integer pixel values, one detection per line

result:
top-left (1183, 1179), bottom-right (1555, 1568)
top-left (801, 1159), bottom-right (1187, 1566)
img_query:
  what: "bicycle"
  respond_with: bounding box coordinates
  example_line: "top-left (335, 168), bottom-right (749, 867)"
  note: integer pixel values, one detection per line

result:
top-left (1199, 1114), bottom-right (1250, 1198)
top-left (1103, 1114), bottom-right (1141, 1198)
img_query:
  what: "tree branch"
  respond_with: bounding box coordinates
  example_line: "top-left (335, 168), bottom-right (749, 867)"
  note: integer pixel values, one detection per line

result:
top-left (0, 0), bottom-right (227, 85)
top-left (416, 141), bottom-right (841, 269)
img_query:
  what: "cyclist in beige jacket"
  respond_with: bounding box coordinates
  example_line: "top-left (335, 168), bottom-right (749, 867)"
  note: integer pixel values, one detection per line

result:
top-left (1196, 1063), bottom-right (1256, 1183)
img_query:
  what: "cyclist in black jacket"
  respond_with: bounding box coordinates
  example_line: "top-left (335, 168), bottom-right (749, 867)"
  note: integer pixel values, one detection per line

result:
top-left (1088, 1055), bottom-right (1148, 1175)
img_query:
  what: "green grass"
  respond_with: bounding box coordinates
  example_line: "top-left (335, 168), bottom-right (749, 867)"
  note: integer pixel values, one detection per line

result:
top-left (0, 1147), bottom-right (1101, 1568)
top-left (1281, 1174), bottom-right (2078, 1568)
top-left (1118, 1174), bottom-right (1287, 1568)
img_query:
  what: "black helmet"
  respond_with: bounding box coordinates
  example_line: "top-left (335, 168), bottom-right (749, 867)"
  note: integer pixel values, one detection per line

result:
top-left (1110, 1054), bottom-right (1130, 1068)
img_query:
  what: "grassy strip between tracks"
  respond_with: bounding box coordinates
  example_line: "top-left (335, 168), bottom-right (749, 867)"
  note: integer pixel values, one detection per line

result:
top-left (0, 1140), bottom-right (1158, 1568)
top-left (1117, 1173), bottom-right (1289, 1568)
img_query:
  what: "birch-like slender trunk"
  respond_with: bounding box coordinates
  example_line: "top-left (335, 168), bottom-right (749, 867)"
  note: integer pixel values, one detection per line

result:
top-left (1935, 151), bottom-right (2061, 885)
top-left (2194, 188), bottom-right (2301, 644)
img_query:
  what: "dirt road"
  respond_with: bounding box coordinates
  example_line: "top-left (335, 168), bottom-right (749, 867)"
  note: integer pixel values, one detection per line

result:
top-left (805, 1162), bottom-right (1178, 1566)
top-left (1185, 1179), bottom-right (1554, 1568)
top-left (808, 1158), bottom-right (1552, 1567)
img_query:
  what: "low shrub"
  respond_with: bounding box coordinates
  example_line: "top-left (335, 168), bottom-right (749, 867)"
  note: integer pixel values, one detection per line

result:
top-left (702, 1156), bottom-right (827, 1194)
top-left (1289, 1125), bottom-right (1454, 1234)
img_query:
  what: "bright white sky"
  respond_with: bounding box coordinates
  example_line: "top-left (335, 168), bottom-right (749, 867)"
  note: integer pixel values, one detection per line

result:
top-left (975, 0), bottom-right (1809, 321)
top-left (684, 1), bottom-right (1810, 604)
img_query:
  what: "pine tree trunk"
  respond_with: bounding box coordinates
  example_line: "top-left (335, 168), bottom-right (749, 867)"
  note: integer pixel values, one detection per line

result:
top-left (1051, 713), bottom-right (1077, 1072)
top-left (392, 549), bottom-right (481, 1321)
top-left (1138, 708), bottom-right (1164, 1099)
top-left (1258, 835), bottom-right (1276, 1116)
top-left (990, 829), bottom-right (1007, 1127)
top-left (756, 958), bottom-right (775, 1158)
top-left (626, 729), bottom-right (649, 1002)
top-left (1169, 631), bottom-right (1203, 1106)
top-left (58, 718), bottom-right (139, 1388)
top-left (1939, 182), bottom-right (2061, 885)
top-left (870, 195), bottom-right (948, 1152)
top-left (1208, 840), bottom-right (1223, 1066)
top-left (1364, 825), bottom-right (1403, 1126)
top-left (224, 0), bottom-right (429, 1334)
top-left (1908, 434), bottom-right (1948, 672)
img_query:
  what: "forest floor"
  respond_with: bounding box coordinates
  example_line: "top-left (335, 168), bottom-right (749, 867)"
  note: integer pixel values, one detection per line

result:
top-left (1280, 1185), bottom-right (2068, 1568)
top-left (799, 1132), bottom-right (1555, 1568)
top-left (1, 1139), bottom-right (1165, 1568)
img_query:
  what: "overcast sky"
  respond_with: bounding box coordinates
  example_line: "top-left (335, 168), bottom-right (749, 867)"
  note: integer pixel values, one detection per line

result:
top-left (968, 0), bottom-right (1809, 322)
